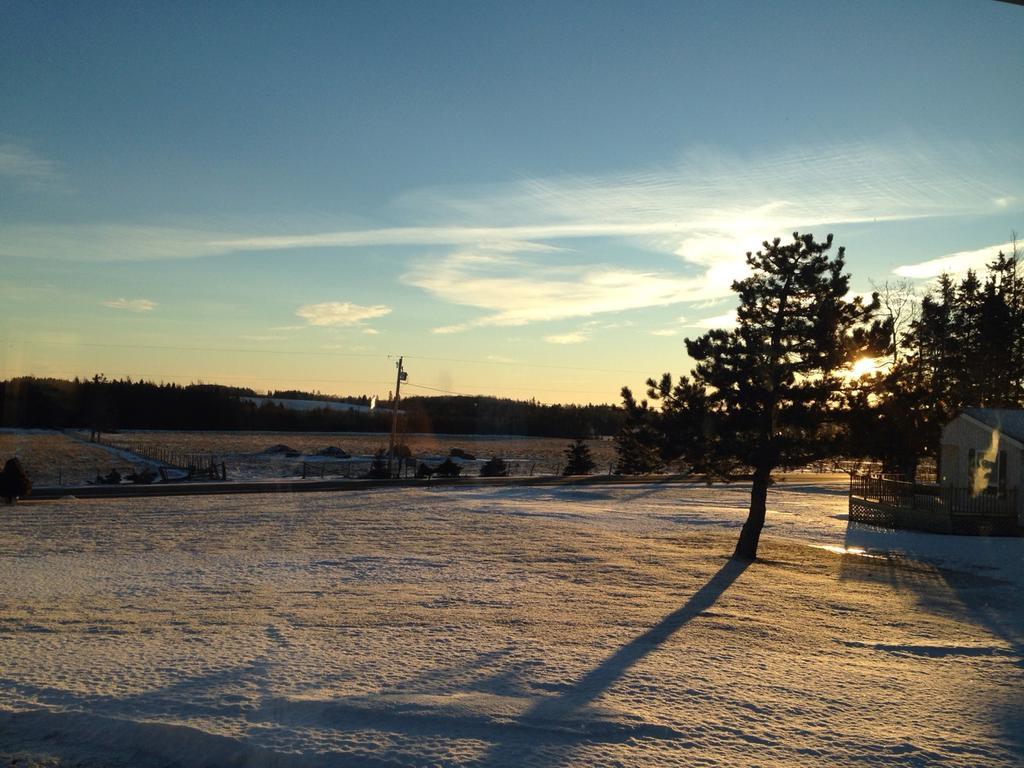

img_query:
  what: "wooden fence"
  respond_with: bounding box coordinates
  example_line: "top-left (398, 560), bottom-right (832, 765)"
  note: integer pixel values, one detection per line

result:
top-left (95, 435), bottom-right (225, 480)
top-left (849, 473), bottom-right (1019, 536)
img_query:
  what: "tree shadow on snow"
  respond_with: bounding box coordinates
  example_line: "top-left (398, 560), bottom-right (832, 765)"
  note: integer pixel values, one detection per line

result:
top-left (471, 557), bottom-right (750, 766)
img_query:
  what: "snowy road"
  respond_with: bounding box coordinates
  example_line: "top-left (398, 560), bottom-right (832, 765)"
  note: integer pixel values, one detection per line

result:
top-left (1, 479), bottom-right (1023, 766)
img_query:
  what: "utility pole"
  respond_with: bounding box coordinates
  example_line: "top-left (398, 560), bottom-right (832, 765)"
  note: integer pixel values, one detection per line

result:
top-left (387, 356), bottom-right (407, 478)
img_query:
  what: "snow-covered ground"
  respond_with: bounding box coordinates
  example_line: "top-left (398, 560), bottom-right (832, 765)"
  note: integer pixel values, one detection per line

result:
top-left (1, 480), bottom-right (1022, 766)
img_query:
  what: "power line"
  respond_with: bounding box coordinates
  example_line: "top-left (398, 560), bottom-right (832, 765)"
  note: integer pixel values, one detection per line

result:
top-left (403, 381), bottom-right (617, 398)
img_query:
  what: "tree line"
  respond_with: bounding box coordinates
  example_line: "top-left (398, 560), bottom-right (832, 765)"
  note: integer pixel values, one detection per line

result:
top-left (845, 245), bottom-right (1023, 479)
top-left (0, 376), bottom-right (624, 438)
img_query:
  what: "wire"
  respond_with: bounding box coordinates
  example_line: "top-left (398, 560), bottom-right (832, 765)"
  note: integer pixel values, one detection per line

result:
top-left (403, 354), bottom-right (651, 376)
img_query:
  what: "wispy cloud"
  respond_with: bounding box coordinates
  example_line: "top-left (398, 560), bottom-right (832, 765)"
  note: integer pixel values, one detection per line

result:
top-left (0, 224), bottom-right (230, 262)
top-left (544, 331), bottom-right (588, 345)
top-left (296, 301), bottom-right (392, 327)
top-left (894, 241), bottom-right (1017, 280)
top-left (405, 250), bottom-right (734, 332)
top-left (0, 142), bottom-right (65, 192)
top-left (685, 311), bottom-right (738, 329)
top-left (431, 323), bottom-right (468, 335)
top-left (101, 298), bottom-right (157, 312)
top-left (362, 327), bottom-right (380, 335)
top-left (7, 138), bottom-right (1019, 265)
top-left (649, 328), bottom-right (679, 336)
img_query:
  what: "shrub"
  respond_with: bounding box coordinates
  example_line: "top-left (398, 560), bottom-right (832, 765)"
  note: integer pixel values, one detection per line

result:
top-left (0, 457), bottom-right (32, 503)
top-left (480, 456), bottom-right (509, 477)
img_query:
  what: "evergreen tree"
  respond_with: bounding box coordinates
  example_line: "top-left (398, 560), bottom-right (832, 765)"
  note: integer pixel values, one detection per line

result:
top-left (614, 396), bottom-right (666, 475)
top-left (562, 439), bottom-right (596, 475)
top-left (642, 233), bottom-right (886, 559)
top-left (881, 243), bottom-right (1024, 474)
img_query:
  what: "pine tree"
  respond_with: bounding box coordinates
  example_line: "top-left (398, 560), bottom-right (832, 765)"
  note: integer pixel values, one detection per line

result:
top-left (674, 233), bottom-right (885, 559)
top-left (614, 397), bottom-right (665, 475)
top-left (562, 439), bottom-right (596, 476)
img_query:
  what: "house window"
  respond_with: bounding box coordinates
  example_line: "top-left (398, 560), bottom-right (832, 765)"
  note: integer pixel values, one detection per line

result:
top-left (968, 447), bottom-right (1007, 496)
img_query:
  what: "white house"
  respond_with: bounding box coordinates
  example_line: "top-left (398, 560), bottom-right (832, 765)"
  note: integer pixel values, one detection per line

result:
top-left (940, 408), bottom-right (1024, 524)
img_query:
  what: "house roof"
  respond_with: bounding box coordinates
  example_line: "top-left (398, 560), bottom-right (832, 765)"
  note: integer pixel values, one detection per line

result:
top-left (963, 408), bottom-right (1024, 443)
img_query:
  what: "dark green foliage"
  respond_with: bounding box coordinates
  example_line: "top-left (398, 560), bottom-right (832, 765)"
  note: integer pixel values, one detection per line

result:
top-left (479, 456), bottom-right (509, 477)
top-left (0, 378), bottom-right (624, 438)
top-left (433, 458), bottom-right (462, 478)
top-left (613, 415), bottom-right (665, 475)
top-left (845, 242), bottom-right (1024, 478)
top-left (0, 458), bottom-right (31, 503)
top-left (627, 233), bottom-right (886, 559)
top-left (562, 439), bottom-right (596, 475)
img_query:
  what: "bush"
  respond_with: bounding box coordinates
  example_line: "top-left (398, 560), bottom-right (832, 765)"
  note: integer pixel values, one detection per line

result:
top-left (479, 456), bottom-right (509, 477)
top-left (0, 457), bottom-right (31, 503)
top-left (318, 446), bottom-right (350, 458)
top-left (94, 468), bottom-right (122, 485)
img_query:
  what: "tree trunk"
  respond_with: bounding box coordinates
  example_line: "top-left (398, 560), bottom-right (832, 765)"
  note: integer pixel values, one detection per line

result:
top-left (733, 466), bottom-right (772, 560)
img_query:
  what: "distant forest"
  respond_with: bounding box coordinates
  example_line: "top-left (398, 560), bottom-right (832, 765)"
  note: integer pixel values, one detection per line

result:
top-left (0, 377), bottom-right (624, 438)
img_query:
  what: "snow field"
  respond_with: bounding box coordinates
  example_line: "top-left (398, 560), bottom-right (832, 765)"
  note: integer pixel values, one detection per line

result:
top-left (1, 481), bottom-right (1022, 766)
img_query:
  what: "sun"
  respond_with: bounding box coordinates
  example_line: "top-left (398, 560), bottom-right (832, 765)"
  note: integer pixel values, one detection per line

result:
top-left (849, 357), bottom-right (879, 379)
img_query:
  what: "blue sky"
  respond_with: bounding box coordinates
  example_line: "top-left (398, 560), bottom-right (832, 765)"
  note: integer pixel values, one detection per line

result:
top-left (2, 0), bottom-right (1023, 403)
